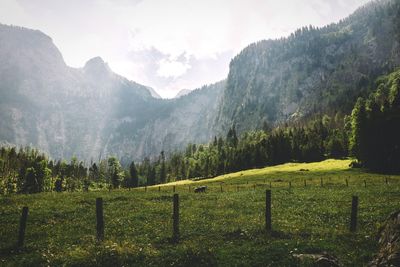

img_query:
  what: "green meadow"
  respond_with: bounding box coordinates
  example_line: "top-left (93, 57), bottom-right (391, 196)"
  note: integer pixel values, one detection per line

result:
top-left (1, 159), bottom-right (400, 266)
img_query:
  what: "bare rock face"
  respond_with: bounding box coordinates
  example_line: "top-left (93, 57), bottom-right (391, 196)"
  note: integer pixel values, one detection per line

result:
top-left (369, 211), bottom-right (400, 267)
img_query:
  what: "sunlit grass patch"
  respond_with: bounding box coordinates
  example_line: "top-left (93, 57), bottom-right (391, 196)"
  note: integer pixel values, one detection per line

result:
top-left (1, 159), bottom-right (400, 266)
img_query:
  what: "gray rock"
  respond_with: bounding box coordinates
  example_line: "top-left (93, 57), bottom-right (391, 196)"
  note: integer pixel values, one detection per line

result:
top-left (369, 210), bottom-right (400, 267)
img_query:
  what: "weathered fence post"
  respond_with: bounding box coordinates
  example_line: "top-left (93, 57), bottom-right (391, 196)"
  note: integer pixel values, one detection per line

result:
top-left (346, 179), bottom-right (349, 187)
top-left (265, 190), bottom-right (272, 232)
top-left (17, 206), bottom-right (29, 248)
top-left (172, 194), bottom-right (179, 242)
top-left (350, 196), bottom-right (358, 232)
top-left (96, 198), bottom-right (104, 241)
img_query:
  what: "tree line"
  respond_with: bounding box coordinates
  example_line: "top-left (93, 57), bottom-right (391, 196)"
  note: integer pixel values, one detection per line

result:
top-left (0, 147), bottom-right (139, 194)
top-left (0, 113), bottom-right (348, 194)
top-left (1, 69), bottom-right (399, 194)
top-left (350, 69), bottom-right (400, 173)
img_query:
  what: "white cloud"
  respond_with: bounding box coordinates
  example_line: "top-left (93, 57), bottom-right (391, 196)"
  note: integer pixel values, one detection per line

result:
top-left (157, 58), bottom-right (191, 78)
top-left (0, 0), bottom-right (27, 24)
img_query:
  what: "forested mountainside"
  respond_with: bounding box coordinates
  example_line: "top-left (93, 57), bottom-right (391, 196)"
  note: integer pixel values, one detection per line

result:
top-left (1, 0), bottom-right (400, 162)
top-left (214, 0), bottom-right (400, 134)
top-left (0, 24), bottom-right (223, 162)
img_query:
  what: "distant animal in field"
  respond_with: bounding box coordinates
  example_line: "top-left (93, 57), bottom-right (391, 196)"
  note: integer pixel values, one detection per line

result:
top-left (194, 186), bottom-right (207, 193)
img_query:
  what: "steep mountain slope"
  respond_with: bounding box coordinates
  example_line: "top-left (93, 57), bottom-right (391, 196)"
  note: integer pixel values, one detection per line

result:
top-left (0, 24), bottom-right (223, 161)
top-left (214, 0), bottom-right (400, 133)
top-left (113, 81), bottom-right (224, 164)
top-left (1, 0), bottom-right (400, 162)
top-left (174, 89), bottom-right (192, 98)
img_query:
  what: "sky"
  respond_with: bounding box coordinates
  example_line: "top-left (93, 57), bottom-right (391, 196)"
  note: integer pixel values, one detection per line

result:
top-left (0, 0), bottom-right (371, 98)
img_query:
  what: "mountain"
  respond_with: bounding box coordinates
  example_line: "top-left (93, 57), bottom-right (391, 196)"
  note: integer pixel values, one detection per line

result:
top-left (174, 89), bottom-right (192, 98)
top-left (146, 87), bottom-right (162, 99)
top-left (0, 24), bottom-right (223, 161)
top-left (214, 0), bottom-right (400, 134)
top-left (106, 81), bottom-right (224, 164)
top-left (1, 0), bottom-right (400, 162)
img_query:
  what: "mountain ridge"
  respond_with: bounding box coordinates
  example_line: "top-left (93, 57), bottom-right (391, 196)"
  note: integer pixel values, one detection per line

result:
top-left (1, 0), bottom-right (400, 161)
top-left (214, 0), bottom-right (400, 134)
top-left (0, 23), bottom-right (223, 161)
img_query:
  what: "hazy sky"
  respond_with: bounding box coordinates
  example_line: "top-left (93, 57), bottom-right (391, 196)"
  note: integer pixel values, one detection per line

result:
top-left (0, 0), bottom-right (370, 98)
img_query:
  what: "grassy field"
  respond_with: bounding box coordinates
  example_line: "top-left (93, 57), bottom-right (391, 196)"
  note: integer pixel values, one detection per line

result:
top-left (1, 159), bottom-right (400, 266)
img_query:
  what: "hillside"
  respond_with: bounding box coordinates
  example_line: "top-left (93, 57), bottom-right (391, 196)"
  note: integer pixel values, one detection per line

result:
top-left (0, 24), bottom-right (223, 162)
top-left (174, 89), bottom-right (192, 98)
top-left (1, 159), bottom-right (400, 266)
top-left (214, 0), bottom-right (400, 133)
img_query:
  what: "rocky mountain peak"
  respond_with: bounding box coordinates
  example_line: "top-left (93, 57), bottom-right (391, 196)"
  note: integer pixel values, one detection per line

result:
top-left (83, 56), bottom-right (111, 76)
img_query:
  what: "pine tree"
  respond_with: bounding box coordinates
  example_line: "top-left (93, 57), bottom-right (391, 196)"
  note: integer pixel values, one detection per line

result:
top-left (129, 160), bottom-right (139, 188)
top-left (147, 166), bottom-right (156, 185)
top-left (107, 157), bottom-right (123, 189)
top-left (159, 151), bottom-right (166, 183)
top-left (350, 97), bottom-right (367, 162)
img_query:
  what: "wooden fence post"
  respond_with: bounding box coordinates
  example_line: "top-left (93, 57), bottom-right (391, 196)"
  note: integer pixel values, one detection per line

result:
top-left (350, 196), bottom-right (358, 232)
top-left (17, 206), bottom-right (29, 248)
top-left (158, 186), bottom-right (161, 192)
top-left (173, 186), bottom-right (176, 193)
top-left (346, 179), bottom-right (349, 187)
top-left (172, 194), bottom-right (179, 242)
top-left (265, 190), bottom-right (272, 232)
top-left (96, 198), bottom-right (104, 241)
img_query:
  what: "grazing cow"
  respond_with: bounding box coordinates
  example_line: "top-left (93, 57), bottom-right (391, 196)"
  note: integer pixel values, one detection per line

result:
top-left (194, 186), bottom-right (207, 193)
